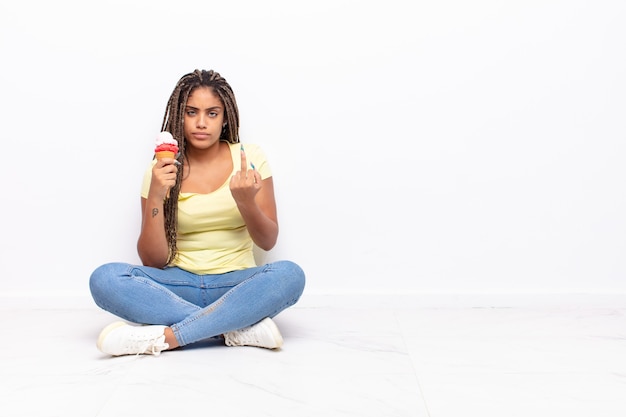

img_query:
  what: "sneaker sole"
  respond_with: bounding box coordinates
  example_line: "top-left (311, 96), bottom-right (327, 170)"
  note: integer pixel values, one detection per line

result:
top-left (96, 321), bottom-right (128, 352)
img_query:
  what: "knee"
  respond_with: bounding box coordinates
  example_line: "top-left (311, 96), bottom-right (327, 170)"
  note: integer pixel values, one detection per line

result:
top-left (89, 262), bottom-right (127, 299)
top-left (89, 262), bottom-right (111, 290)
top-left (274, 260), bottom-right (306, 297)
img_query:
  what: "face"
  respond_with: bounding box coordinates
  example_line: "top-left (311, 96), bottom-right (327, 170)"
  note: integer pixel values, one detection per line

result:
top-left (183, 86), bottom-right (225, 151)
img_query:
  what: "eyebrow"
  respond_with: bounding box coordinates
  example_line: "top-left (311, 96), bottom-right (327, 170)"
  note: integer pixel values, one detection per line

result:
top-left (185, 105), bottom-right (222, 111)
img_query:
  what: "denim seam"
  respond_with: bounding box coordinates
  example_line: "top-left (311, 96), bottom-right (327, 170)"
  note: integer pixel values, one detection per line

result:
top-left (173, 271), bottom-right (262, 345)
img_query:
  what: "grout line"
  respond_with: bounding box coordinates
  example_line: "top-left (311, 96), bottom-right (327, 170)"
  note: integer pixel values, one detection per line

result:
top-left (394, 309), bottom-right (432, 417)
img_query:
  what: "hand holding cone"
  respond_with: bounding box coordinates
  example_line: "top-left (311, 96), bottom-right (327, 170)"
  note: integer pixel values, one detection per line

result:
top-left (154, 132), bottom-right (179, 198)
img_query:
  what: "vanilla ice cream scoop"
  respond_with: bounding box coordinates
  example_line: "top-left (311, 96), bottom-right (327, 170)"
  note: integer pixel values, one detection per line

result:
top-left (155, 131), bottom-right (177, 147)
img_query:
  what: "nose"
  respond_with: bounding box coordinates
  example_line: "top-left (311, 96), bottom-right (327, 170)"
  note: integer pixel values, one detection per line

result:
top-left (196, 113), bottom-right (207, 128)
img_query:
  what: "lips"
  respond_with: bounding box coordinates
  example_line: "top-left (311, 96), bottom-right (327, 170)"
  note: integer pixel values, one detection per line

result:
top-left (192, 133), bottom-right (210, 139)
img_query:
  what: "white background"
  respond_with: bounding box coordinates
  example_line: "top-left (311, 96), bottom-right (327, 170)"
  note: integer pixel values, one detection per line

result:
top-left (1, 0), bottom-right (624, 299)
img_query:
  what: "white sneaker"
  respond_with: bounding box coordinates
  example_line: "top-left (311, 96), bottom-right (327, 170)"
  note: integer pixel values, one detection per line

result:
top-left (97, 321), bottom-right (169, 356)
top-left (224, 317), bottom-right (284, 349)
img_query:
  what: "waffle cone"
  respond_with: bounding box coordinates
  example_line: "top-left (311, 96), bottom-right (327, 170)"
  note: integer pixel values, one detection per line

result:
top-left (155, 151), bottom-right (176, 160)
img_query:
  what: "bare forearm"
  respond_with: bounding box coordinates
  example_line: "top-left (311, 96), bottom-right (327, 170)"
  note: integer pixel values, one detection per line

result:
top-left (236, 202), bottom-right (278, 251)
top-left (137, 198), bottom-right (170, 267)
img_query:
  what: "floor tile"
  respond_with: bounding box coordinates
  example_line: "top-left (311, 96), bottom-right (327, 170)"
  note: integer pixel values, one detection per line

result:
top-left (1, 297), bottom-right (625, 417)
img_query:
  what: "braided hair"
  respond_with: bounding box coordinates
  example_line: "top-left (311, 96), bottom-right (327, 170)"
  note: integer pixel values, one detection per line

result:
top-left (159, 69), bottom-right (240, 264)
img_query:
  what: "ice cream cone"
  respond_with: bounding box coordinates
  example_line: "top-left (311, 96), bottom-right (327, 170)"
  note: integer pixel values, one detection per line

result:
top-left (155, 151), bottom-right (176, 160)
top-left (154, 132), bottom-right (179, 200)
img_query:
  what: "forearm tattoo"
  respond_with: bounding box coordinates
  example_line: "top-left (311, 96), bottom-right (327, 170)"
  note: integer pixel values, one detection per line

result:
top-left (152, 208), bottom-right (159, 218)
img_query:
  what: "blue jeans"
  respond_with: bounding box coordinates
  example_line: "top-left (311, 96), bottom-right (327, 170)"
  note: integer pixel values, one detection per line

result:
top-left (89, 260), bottom-right (305, 346)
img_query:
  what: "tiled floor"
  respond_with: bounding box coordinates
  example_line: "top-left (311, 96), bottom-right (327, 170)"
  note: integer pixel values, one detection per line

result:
top-left (1, 294), bottom-right (625, 417)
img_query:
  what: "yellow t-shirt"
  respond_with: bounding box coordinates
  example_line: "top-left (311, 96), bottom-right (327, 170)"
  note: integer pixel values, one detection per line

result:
top-left (141, 142), bottom-right (272, 274)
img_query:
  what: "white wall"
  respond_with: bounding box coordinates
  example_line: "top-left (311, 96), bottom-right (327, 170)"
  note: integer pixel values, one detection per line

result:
top-left (1, 0), bottom-right (625, 299)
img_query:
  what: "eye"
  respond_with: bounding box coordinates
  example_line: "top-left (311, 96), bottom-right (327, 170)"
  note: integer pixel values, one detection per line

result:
top-left (209, 111), bottom-right (218, 117)
top-left (186, 110), bottom-right (197, 116)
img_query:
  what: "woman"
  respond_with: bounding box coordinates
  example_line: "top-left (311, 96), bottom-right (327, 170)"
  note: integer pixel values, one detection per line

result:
top-left (89, 69), bottom-right (305, 356)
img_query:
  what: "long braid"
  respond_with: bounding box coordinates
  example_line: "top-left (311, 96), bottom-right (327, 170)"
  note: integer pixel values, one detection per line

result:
top-left (158, 69), bottom-right (241, 264)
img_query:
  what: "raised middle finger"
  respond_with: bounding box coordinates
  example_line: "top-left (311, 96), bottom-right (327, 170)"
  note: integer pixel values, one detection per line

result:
top-left (240, 145), bottom-right (249, 176)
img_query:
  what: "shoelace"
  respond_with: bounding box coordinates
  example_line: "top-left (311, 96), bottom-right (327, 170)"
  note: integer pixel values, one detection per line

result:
top-left (134, 336), bottom-right (169, 356)
top-left (228, 327), bottom-right (259, 345)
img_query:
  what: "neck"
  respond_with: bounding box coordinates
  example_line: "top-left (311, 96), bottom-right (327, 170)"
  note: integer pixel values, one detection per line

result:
top-left (184, 141), bottom-right (227, 164)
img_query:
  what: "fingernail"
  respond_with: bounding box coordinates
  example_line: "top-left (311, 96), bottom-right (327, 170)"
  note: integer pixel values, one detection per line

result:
top-left (174, 160), bottom-right (181, 166)
top-left (250, 162), bottom-right (256, 170)
top-left (240, 144), bottom-right (245, 151)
